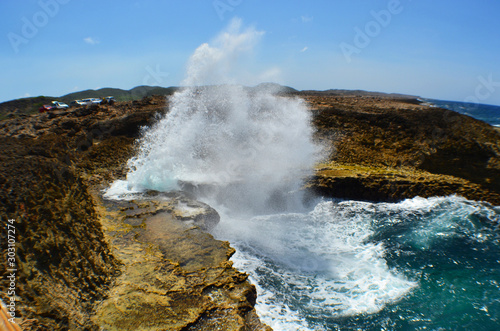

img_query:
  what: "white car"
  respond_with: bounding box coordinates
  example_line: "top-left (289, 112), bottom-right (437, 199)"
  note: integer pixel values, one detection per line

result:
top-left (70, 100), bottom-right (86, 107)
top-left (80, 98), bottom-right (101, 105)
top-left (80, 99), bottom-right (93, 106)
top-left (51, 101), bottom-right (69, 109)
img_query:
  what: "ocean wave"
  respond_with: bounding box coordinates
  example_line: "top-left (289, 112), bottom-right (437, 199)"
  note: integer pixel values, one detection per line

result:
top-left (214, 195), bottom-right (500, 330)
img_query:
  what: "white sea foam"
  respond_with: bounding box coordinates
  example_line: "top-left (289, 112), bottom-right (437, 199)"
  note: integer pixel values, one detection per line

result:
top-left (368, 195), bottom-right (500, 249)
top-left (104, 179), bottom-right (142, 200)
top-left (218, 195), bottom-right (500, 329)
top-left (214, 200), bottom-right (418, 329)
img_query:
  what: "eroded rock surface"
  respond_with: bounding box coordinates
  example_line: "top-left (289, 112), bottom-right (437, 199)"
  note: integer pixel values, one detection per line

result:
top-left (91, 191), bottom-right (270, 330)
top-left (303, 92), bottom-right (500, 205)
top-left (0, 96), bottom-right (270, 330)
top-left (0, 136), bottom-right (120, 330)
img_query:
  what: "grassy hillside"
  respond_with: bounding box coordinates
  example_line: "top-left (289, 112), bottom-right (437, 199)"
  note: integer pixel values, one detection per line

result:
top-left (0, 96), bottom-right (57, 119)
top-left (0, 86), bottom-right (180, 118)
top-left (0, 84), bottom-right (413, 120)
top-left (60, 86), bottom-right (180, 103)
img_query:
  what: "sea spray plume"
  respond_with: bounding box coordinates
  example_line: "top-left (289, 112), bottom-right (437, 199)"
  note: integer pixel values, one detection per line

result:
top-left (125, 20), bottom-right (323, 214)
top-left (183, 18), bottom-right (265, 87)
top-left (126, 85), bottom-right (321, 214)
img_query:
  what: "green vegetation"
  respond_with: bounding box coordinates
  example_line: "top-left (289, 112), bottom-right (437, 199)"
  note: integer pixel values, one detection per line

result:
top-left (0, 96), bottom-right (57, 118)
top-left (0, 86), bottom-right (180, 118)
top-left (60, 86), bottom-right (179, 102)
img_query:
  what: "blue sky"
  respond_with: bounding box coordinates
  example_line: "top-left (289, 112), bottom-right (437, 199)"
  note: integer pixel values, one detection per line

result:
top-left (1, 0), bottom-right (500, 105)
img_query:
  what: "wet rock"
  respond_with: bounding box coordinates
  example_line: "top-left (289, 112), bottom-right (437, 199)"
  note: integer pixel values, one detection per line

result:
top-left (308, 163), bottom-right (500, 205)
top-left (107, 190), bottom-right (220, 231)
top-left (3, 91), bottom-right (498, 330)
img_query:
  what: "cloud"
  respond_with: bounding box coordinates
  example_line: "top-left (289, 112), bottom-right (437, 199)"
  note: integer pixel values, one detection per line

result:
top-left (301, 15), bottom-right (313, 23)
top-left (84, 37), bottom-right (99, 45)
top-left (300, 47), bottom-right (308, 52)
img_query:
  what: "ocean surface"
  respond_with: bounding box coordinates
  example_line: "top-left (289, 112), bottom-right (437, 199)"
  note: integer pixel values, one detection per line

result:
top-left (423, 99), bottom-right (500, 127)
top-left (213, 195), bottom-right (500, 330)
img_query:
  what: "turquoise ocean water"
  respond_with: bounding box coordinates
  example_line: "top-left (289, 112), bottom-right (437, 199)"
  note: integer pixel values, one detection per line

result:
top-left (214, 196), bottom-right (500, 330)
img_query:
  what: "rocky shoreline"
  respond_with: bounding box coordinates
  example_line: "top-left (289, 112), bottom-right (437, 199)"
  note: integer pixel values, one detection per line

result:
top-left (305, 93), bottom-right (500, 205)
top-left (0, 96), bottom-right (272, 330)
top-left (91, 190), bottom-right (270, 330)
top-left (1, 92), bottom-right (499, 329)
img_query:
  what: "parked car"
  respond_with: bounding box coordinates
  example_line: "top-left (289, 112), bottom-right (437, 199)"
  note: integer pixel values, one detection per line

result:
top-left (70, 100), bottom-right (86, 107)
top-left (80, 98), bottom-right (102, 106)
top-left (80, 98), bottom-right (94, 106)
top-left (39, 104), bottom-right (54, 113)
top-left (51, 101), bottom-right (69, 109)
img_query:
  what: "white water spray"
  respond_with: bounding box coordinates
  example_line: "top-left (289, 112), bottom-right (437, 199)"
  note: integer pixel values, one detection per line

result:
top-left (122, 19), bottom-right (321, 214)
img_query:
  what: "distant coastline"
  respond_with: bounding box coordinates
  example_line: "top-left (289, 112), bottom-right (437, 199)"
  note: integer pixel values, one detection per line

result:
top-left (422, 98), bottom-right (500, 127)
top-left (2, 84), bottom-right (499, 127)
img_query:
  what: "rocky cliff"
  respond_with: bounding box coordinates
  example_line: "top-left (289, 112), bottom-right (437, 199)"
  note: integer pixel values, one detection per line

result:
top-left (0, 96), bottom-right (270, 330)
top-left (0, 135), bottom-right (120, 330)
top-left (1, 91), bottom-right (499, 330)
top-left (302, 93), bottom-right (500, 205)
